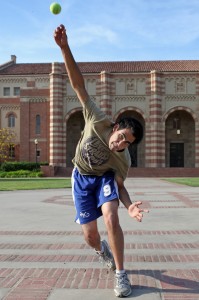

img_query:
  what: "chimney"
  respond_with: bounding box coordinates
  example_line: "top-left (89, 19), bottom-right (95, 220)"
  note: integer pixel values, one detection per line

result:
top-left (11, 55), bottom-right (16, 63)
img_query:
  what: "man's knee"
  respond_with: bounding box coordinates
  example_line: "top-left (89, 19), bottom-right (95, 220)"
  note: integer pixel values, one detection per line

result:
top-left (84, 230), bottom-right (98, 244)
top-left (105, 212), bottom-right (119, 230)
top-left (82, 222), bottom-right (100, 247)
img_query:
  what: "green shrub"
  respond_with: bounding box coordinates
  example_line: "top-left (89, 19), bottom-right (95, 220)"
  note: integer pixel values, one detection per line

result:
top-left (0, 162), bottom-right (40, 172)
top-left (0, 170), bottom-right (43, 178)
top-left (40, 162), bottom-right (49, 166)
top-left (0, 172), bottom-right (7, 178)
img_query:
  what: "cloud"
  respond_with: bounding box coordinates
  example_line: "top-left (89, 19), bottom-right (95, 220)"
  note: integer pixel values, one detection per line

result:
top-left (116, 0), bottom-right (199, 46)
top-left (1, 0), bottom-right (199, 63)
top-left (71, 24), bottom-right (118, 46)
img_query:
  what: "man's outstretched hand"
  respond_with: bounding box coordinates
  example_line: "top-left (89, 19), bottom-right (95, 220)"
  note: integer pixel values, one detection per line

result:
top-left (128, 201), bottom-right (149, 222)
top-left (54, 24), bottom-right (68, 49)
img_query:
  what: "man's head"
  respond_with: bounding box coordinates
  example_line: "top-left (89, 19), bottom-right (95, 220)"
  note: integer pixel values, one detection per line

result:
top-left (108, 117), bottom-right (143, 152)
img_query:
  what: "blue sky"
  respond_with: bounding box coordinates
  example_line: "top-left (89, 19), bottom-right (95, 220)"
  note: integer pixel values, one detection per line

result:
top-left (1, 0), bottom-right (199, 64)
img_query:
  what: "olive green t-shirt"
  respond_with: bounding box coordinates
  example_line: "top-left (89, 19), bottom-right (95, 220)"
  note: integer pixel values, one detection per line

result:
top-left (72, 98), bottom-right (131, 181)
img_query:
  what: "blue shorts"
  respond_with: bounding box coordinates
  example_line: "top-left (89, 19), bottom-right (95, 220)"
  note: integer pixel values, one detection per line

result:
top-left (71, 168), bottom-right (119, 224)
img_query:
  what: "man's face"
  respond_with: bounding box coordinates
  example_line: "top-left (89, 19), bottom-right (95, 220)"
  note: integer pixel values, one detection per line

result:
top-left (108, 124), bottom-right (135, 151)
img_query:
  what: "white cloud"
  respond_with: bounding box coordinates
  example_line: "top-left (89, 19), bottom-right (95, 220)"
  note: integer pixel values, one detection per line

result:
top-left (1, 0), bottom-right (199, 63)
top-left (70, 25), bottom-right (118, 46)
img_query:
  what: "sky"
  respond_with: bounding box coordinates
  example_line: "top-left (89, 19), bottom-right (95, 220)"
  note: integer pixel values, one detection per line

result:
top-left (1, 0), bottom-right (199, 64)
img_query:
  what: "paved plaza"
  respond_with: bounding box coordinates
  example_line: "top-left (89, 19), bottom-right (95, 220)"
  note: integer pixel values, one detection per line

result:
top-left (0, 178), bottom-right (198, 300)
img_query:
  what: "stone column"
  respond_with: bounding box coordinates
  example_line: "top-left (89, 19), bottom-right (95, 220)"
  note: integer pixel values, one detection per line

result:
top-left (146, 70), bottom-right (165, 167)
top-left (99, 71), bottom-right (113, 117)
top-left (195, 120), bottom-right (199, 167)
top-left (20, 97), bottom-right (30, 161)
top-left (49, 63), bottom-right (66, 167)
top-left (194, 75), bottom-right (199, 167)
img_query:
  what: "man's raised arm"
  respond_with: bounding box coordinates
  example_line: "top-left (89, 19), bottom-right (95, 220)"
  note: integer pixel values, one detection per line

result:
top-left (54, 24), bottom-right (89, 105)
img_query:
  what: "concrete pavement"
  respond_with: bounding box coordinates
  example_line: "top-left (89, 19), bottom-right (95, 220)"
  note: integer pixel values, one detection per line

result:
top-left (0, 178), bottom-right (198, 300)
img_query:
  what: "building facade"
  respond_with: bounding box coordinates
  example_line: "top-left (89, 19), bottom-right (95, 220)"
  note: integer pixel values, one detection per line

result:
top-left (0, 55), bottom-right (199, 176)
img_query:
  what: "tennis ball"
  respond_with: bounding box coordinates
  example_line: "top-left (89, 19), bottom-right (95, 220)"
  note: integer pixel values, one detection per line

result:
top-left (50, 2), bottom-right (62, 15)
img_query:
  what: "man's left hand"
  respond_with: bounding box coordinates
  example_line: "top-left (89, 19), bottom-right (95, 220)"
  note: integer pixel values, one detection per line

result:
top-left (128, 201), bottom-right (149, 222)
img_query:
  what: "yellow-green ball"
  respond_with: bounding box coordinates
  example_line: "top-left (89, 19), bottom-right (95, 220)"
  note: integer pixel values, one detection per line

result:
top-left (50, 2), bottom-right (62, 15)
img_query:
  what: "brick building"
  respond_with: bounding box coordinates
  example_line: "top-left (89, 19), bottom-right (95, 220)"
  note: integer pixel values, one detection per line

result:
top-left (0, 55), bottom-right (199, 177)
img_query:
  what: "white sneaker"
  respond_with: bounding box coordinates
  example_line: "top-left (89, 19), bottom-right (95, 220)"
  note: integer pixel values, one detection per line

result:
top-left (114, 272), bottom-right (132, 297)
top-left (95, 240), bottom-right (116, 271)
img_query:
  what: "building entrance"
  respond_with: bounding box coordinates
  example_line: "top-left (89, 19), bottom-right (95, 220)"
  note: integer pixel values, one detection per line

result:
top-left (128, 144), bottom-right (138, 167)
top-left (170, 143), bottom-right (184, 167)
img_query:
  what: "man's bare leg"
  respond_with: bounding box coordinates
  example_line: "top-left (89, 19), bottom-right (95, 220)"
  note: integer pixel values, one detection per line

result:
top-left (101, 200), bottom-right (124, 270)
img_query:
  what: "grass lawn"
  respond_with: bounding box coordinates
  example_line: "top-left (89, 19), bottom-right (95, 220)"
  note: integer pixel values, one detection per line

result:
top-left (164, 177), bottom-right (199, 187)
top-left (0, 177), bottom-right (199, 191)
top-left (0, 178), bottom-right (71, 191)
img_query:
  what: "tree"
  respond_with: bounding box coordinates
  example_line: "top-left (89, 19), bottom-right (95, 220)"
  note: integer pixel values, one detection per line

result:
top-left (0, 128), bottom-right (16, 163)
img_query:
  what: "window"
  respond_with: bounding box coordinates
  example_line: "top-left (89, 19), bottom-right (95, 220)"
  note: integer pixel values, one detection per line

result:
top-left (14, 87), bottom-right (20, 96)
top-left (36, 115), bottom-right (41, 134)
top-left (8, 114), bottom-right (15, 127)
top-left (9, 145), bottom-right (15, 158)
top-left (3, 87), bottom-right (10, 96)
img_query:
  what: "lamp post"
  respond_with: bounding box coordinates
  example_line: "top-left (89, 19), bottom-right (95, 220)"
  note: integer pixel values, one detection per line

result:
top-left (34, 139), bottom-right (38, 164)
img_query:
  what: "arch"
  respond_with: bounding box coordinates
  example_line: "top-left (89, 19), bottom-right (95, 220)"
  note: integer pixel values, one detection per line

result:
top-left (162, 106), bottom-right (198, 123)
top-left (164, 107), bottom-right (196, 168)
top-left (65, 108), bottom-right (84, 167)
top-left (114, 106), bottom-right (146, 168)
top-left (5, 111), bottom-right (17, 118)
top-left (65, 107), bottom-right (83, 122)
top-left (6, 112), bottom-right (17, 128)
top-left (113, 106), bottom-right (147, 122)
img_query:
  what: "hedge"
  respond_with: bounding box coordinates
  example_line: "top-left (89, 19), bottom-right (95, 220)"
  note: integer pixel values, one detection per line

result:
top-left (0, 162), bottom-right (41, 172)
top-left (0, 170), bottom-right (43, 178)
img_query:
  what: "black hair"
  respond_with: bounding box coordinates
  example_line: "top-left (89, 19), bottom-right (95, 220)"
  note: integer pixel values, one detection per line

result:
top-left (115, 117), bottom-right (144, 144)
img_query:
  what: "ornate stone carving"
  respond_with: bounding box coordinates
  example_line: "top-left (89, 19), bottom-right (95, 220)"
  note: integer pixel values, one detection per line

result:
top-left (29, 98), bottom-right (48, 103)
top-left (0, 105), bottom-right (20, 110)
top-left (114, 96), bottom-right (145, 102)
top-left (67, 96), bottom-right (79, 102)
top-left (165, 95), bottom-right (196, 101)
top-left (175, 78), bottom-right (186, 93)
top-left (115, 77), bottom-right (146, 95)
top-left (165, 76), bottom-right (196, 95)
top-left (35, 78), bottom-right (49, 84)
top-left (0, 78), bottom-right (26, 83)
top-left (126, 79), bottom-right (136, 94)
top-left (67, 96), bottom-right (96, 102)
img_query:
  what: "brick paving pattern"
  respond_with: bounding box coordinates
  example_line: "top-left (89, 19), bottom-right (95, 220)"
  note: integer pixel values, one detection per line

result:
top-left (0, 178), bottom-right (198, 299)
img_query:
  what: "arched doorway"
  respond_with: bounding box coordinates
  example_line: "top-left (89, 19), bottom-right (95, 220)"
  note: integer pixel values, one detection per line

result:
top-left (115, 111), bottom-right (145, 167)
top-left (66, 111), bottom-right (84, 167)
top-left (165, 110), bottom-right (195, 167)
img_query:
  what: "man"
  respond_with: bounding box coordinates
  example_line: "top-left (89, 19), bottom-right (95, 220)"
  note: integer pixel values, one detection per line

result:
top-left (54, 24), bottom-right (148, 298)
